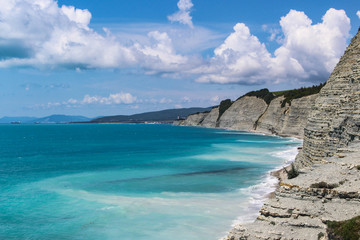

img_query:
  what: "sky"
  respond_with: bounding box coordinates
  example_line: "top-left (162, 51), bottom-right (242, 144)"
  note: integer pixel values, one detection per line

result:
top-left (0, 0), bottom-right (359, 118)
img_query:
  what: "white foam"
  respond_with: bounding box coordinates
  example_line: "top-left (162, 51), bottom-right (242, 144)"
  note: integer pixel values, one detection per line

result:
top-left (228, 143), bottom-right (301, 227)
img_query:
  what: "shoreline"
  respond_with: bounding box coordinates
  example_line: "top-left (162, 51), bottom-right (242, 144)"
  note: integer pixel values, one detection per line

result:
top-left (224, 141), bottom-right (360, 239)
top-left (173, 124), bottom-right (304, 239)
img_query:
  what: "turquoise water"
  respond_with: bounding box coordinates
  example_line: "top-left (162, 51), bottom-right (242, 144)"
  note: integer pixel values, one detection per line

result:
top-left (0, 124), bottom-right (301, 240)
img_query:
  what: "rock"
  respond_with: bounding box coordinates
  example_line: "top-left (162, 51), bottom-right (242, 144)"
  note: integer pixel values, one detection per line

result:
top-left (200, 107), bottom-right (219, 128)
top-left (224, 28), bottom-right (360, 240)
top-left (218, 96), bottom-right (268, 131)
top-left (176, 93), bottom-right (317, 139)
top-left (299, 29), bottom-right (360, 166)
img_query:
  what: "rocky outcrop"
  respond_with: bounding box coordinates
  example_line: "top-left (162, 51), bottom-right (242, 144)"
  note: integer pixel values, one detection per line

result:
top-left (176, 112), bottom-right (208, 126)
top-left (224, 29), bottom-right (360, 240)
top-left (218, 96), bottom-right (268, 131)
top-left (254, 94), bottom-right (318, 138)
top-left (176, 94), bottom-right (318, 139)
top-left (299, 29), bottom-right (360, 167)
top-left (224, 142), bottom-right (360, 240)
top-left (201, 107), bottom-right (219, 128)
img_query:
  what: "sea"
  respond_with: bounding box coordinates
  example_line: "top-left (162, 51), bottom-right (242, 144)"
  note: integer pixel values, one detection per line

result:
top-left (0, 124), bottom-right (301, 240)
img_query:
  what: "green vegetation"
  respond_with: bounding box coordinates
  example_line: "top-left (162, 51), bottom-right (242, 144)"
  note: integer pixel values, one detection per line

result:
top-left (285, 163), bottom-right (299, 179)
top-left (310, 181), bottom-right (339, 189)
top-left (356, 165), bottom-right (360, 170)
top-left (238, 88), bottom-right (275, 104)
top-left (217, 99), bottom-right (233, 121)
top-left (326, 216), bottom-right (360, 240)
top-left (317, 232), bottom-right (325, 240)
top-left (235, 83), bottom-right (325, 108)
top-left (273, 83), bottom-right (325, 107)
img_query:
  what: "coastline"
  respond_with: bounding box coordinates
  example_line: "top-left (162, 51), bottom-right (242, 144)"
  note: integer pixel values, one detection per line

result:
top-left (174, 124), bottom-right (304, 239)
top-left (223, 140), bottom-right (360, 240)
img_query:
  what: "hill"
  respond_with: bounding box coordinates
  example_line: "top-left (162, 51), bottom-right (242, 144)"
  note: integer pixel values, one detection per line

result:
top-left (28, 115), bottom-right (91, 124)
top-left (91, 107), bottom-right (213, 123)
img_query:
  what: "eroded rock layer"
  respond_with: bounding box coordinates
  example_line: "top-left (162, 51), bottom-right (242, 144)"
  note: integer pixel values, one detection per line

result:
top-left (300, 29), bottom-right (360, 166)
top-left (175, 94), bottom-right (318, 139)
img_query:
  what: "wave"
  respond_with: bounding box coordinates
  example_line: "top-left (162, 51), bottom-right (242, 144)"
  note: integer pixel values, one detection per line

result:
top-left (228, 143), bottom-right (300, 228)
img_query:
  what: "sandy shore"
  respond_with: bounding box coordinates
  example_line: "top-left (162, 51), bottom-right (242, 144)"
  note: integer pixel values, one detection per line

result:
top-left (223, 141), bottom-right (360, 240)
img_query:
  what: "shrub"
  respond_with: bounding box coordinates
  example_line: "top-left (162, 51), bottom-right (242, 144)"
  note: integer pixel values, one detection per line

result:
top-left (238, 88), bottom-right (275, 104)
top-left (317, 232), bottom-right (325, 240)
top-left (285, 163), bottom-right (299, 179)
top-left (356, 165), bottom-right (360, 170)
top-left (326, 216), bottom-right (360, 240)
top-left (272, 83), bottom-right (325, 108)
top-left (310, 181), bottom-right (339, 189)
top-left (217, 99), bottom-right (233, 121)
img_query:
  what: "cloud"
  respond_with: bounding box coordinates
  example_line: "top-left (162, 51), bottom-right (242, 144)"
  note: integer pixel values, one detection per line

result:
top-left (38, 92), bottom-right (138, 109)
top-left (196, 23), bottom-right (272, 84)
top-left (168, 0), bottom-right (194, 28)
top-left (0, 1), bottom-right (353, 86)
top-left (81, 92), bottom-right (137, 105)
top-left (134, 31), bottom-right (192, 73)
top-left (0, 0), bottom-right (194, 74)
top-left (210, 96), bottom-right (220, 103)
top-left (196, 8), bottom-right (351, 84)
top-left (357, 11), bottom-right (360, 19)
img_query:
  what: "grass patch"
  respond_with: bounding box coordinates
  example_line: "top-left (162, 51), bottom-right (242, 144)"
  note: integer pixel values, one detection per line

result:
top-left (310, 181), bottom-right (339, 189)
top-left (326, 216), bottom-right (360, 240)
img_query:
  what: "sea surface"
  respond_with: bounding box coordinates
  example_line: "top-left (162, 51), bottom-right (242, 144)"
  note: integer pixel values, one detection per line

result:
top-left (0, 124), bottom-right (301, 240)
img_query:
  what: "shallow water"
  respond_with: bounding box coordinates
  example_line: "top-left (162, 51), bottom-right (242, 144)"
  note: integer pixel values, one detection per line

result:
top-left (0, 124), bottom-right (301, 239)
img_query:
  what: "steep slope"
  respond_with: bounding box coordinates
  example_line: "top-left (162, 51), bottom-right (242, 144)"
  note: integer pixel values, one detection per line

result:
top-left (176, 112), bottom-right (208, 126)
top-left (218, 96), bottom-right (268, 131)
top-left (224, 28), bottom-right (360, 240)
top-left (299, 29), bottom-right (360, 166)
top-left (201, 107), bottom-right (219, 128)
top-left (176, 93), bottom-right (318, 138)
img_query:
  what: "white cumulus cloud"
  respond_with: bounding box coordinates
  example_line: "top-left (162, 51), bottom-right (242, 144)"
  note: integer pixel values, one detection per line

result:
top-left (357, 10), bottom-right (360, 19)
top-left (81, 92), bottom-right (137, 105)
top-left (196, 8), bottom-right (351, 84)
top-left (168, 0), bottom-right (194, 28)
top-left (0, 0), bottom-right (194, 74)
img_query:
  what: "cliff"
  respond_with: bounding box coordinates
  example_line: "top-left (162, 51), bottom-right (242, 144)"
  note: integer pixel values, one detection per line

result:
top-left (176, 92), bottom-right (319, 139)
top-left (298, 30), bottom-right (360, 167)
top-left (224, 29), bottom-right (360, 240)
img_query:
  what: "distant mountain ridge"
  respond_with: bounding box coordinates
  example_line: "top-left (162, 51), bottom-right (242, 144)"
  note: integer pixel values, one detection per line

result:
top-left (91, 107), bottom-right (213, 123)
top-left (30, 115), bottom-right (91, 124)
top-left (1, 107), bottom-right (213, 124)
top-left (0, 115), bottom-right (91, 124)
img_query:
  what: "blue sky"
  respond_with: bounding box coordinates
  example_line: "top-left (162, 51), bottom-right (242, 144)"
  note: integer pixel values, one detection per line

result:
top-left (0, 0), bottom-right (359, 118)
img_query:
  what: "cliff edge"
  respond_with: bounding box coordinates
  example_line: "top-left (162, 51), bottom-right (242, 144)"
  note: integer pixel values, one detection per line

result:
top-left (224, 29), bottom-right (360, 240)
top-left (176, 90), bottom-right (319, 139)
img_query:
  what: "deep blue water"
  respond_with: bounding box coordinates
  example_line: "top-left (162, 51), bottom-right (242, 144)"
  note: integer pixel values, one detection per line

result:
top-left (0, 124), bottom-right (301, 239)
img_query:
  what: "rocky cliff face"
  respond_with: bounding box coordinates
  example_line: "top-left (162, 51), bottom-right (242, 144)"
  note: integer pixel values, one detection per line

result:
top-left (201, 107), bottom-right (219, 128)
top-left (299, 29), bottom-right (360, 167)
top-left (224, 29), bottom-right (360, 240)
top-left (176, 112), bottom-right (208, 127)
top-left (218, 96), bottom-right (268, 131)
top-left (176, 94), bottom-right (318, 139)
